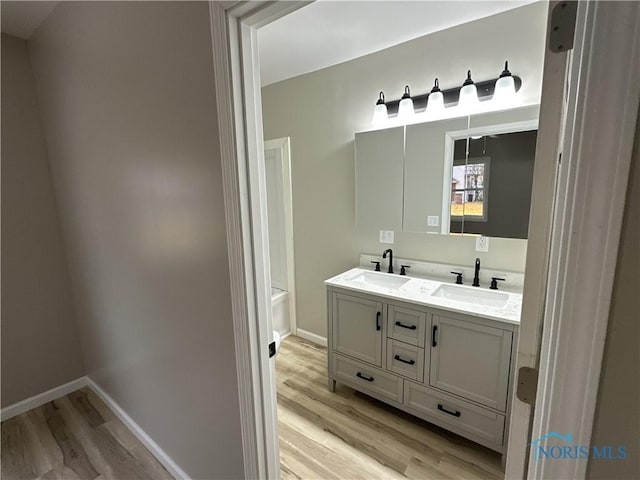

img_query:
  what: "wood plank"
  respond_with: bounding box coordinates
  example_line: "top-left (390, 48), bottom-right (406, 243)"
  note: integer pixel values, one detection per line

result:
top-left (67, 389), bottom-right (106, 428)
top-left (54, 397), bottom-right (155, 480)
top-left (41, 401), bottom-right (99, 479)
top-left (2, 392), bottom-right (174, 480)
top-left (1, 416), bottom-right (40, 480)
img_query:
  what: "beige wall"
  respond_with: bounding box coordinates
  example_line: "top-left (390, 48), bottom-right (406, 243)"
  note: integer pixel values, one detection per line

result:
top-left (261, 2), bottom-right (547, 338)
top-left (28, 2), bottom-right (244, 478)
top-left (1, 33), bottom-right (85, 407)
top-left (587, 108), bottom-right (640, 479)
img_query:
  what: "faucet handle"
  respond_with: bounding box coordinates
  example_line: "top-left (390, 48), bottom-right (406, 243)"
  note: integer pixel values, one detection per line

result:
top-left (400, 265), bottom-right (411, 276)
top-left (450, 271), bottom-right (463, 285)
top-left (370, 261), bottom-right (381, 272)
top-left (490, 277), bottom-right (506, 290)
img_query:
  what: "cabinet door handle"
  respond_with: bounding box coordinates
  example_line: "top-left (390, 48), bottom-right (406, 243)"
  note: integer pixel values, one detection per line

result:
top-left (437, 404), bottom-right (461, 417)
top-left (395, 321), bottom-right (417, 330)
top-left (376, 311), bottom-right (381, 331)
top-left (432, 325), bottom-right (438, 347)
top-left (356, 372), bottom-right (374, 382)
top-left (394, 355), bottom-right (415, 365)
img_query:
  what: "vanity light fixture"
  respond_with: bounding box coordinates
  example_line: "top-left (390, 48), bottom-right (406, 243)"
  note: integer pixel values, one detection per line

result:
top-left (493, 61), bottom-right (517, 106)
top-left (371, 91), bottom-right (389, 125)
top-left (425, 78), bottom-right (445, 116)
top-left (370, 67), bottom-right (522, 122)
top-left (397, 85), bottom-right (415, 121)
top-left (458, 70), bottom-right (480, 112)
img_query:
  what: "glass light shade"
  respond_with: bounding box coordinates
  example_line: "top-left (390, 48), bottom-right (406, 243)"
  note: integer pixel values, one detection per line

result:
top-left (458, 84), bottom-right (480, 112)
top-left (493, 75), bottom-right (516, 106)
top-left (425, 91), bottom-right (445, 116)
top-left (371, 103), bottom-right (389, 125)
top-left (397, 97), bottom-right (415, 121)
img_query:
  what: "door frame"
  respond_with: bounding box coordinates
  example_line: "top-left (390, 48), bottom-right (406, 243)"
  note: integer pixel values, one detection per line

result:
top-left (264, 137), bottom-right (297, 335)
top-left (526, 2), bottom-right (639, 479)
top-left (210, 1), bottom-right (640, 479)
top-left (208, 2), bottom-right (311, 478)
top-left (507, 1), bottom-right (640, 479)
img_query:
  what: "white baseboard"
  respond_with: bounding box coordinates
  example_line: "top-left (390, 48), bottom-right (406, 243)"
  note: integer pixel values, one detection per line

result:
top-left (86, 378), bottom-right (190, 480)
top-left (295, 328), bottom-right (327, 347)
top-left (1, 377), bottom-right (88, 422)
top-left (280, 331), bottom-right (292, 340)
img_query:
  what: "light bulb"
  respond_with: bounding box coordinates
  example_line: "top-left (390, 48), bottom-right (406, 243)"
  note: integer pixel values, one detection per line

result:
top-left (371, 91), bottom-right (388, 125)
top-left (493, 61), bottom-right (517, 106)
top-left (425, 78), bottom-right (445, 117)
top-left (458, 70), bottom-right (479, 113)
top-left (397, 85), bottom-right (415, 122)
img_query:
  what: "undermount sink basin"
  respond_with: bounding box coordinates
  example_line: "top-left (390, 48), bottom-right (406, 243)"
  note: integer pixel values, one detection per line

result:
top-left (431, 284), bottom-right (509, 308)
top-left (351, 271), bottom-right (410, 289)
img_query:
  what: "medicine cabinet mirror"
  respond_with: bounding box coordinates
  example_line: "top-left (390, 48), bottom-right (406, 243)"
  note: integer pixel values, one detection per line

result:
top-left (354, 105), bottom-right (539, 239)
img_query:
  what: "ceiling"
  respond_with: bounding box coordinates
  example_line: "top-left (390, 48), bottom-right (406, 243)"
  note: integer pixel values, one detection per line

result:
top-left (1, 1), bottom-right (58, 39)
top-left (258, 0), bottom-right (537, 86)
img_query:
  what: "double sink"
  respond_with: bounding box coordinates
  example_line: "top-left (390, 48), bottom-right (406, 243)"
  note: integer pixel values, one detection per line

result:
top-left (350, 270), bottom-right (509, 309)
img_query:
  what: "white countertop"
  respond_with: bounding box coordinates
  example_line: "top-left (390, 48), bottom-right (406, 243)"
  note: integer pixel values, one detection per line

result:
top-left (325, 267), bottom-right (522, 325)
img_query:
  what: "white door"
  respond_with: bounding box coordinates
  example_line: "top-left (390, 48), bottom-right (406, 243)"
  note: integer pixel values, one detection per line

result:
top-left (264, 137), bottom-right (297, 335)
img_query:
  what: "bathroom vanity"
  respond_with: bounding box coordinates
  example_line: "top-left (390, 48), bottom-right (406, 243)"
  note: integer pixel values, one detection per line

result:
top-left (325, 267), bottom-right (521, 454)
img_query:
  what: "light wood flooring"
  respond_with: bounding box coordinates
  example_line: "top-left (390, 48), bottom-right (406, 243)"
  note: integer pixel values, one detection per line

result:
top-left (2, 336), bottom-right (503, 480)
top-left (276, 335), bottom-right (505, 480)
top-left (1, 388), bottom-right (173, 480)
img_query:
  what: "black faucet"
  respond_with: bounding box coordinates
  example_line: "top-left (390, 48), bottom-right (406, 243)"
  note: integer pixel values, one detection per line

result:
top-left (382, 249), bottom-right (393, 274)
top-left (472, 257), bottom-right (481, 287)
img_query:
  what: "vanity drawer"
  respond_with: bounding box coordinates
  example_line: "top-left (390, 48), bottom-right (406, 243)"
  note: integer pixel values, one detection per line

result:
top-left (387, 305), bottom-right (428, 347)
top-left (334, 354), bottom-right (403, 403)
top-left (404, 381), bottom-right (505, 448)
top-left (386, 339), bottom-right (425, 382)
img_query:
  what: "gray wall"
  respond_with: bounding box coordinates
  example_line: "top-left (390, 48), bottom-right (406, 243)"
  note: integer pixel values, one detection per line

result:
top-left (1, 33), bottom-right (85, 407)
top-left (28, 2), bottom-right (244, 478)
top-left (261, 2), bottom-right (547, 338)
top-left (587, 108), bottom-right (640, 479)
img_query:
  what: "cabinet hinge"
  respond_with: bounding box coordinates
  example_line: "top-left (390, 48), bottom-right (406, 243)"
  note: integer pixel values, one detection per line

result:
top-left (548, 1), bottom-right (578, 53)
top-left (516, 367), bottom-right (539, 406)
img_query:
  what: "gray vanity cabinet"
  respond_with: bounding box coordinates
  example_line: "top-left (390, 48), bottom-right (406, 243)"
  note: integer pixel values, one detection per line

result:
top-left (429, 315), bottom-right (513, 412)
top-left (331, 292), bottom-right (383, 367)
top-left (327, 285), bottom-right (518, 454)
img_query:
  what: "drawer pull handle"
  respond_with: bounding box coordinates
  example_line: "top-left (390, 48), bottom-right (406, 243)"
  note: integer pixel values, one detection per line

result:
top-left (432, 325), bottom-right (438, 347)
top-left (395, 321), bottom-right (417, 330)
top-left (376, 312), bottom-right (381, 331)
top-left (394, 355), bottom-right (415, 365)
top-left (356, 372), bottom-right (374, 382)
top-left (437, 404), bottom-right (461, 417)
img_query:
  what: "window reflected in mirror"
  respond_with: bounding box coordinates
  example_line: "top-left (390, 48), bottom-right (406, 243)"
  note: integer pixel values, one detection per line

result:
top-left (450, 130), bottom-right (537, 239)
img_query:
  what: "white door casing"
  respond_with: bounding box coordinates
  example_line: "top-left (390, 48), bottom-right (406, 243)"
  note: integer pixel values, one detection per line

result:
top-left (211, 1), bottom-right (640, 479)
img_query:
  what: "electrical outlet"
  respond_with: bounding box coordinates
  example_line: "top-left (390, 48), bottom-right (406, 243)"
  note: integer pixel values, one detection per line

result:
top-left (476, 236), bottom-right (490, 252)
top-left (427, 216), bottom-right (440, 227)
top-left (379, 230), bottom-right (394, 244)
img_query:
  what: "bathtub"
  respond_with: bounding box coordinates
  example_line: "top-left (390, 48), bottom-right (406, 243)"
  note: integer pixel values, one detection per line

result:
top-left (271, 287), bottom-right (290, 336)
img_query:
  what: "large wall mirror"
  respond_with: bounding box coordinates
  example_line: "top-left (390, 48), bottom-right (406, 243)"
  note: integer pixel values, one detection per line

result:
top-left (355, 105), bottom-right (539, 239)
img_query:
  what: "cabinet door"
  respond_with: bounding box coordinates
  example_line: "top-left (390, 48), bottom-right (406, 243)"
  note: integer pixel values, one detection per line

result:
top-left (429, 315), bottom-right (512, 411)
top-left (332, 292), bottom-right (383, 366)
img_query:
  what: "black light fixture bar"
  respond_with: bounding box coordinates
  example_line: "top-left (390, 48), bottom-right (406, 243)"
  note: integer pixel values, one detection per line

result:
top-left (383, 76), bottom-right (522, 116)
